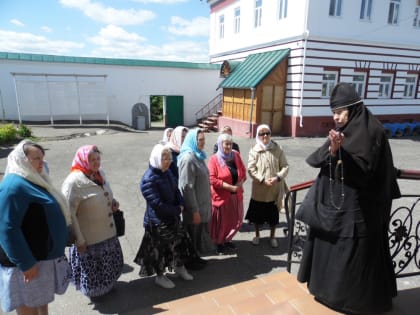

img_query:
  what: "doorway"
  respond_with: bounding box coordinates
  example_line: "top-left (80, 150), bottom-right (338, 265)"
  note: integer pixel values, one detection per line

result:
top-left (150, 95), bottom-right (184, 128)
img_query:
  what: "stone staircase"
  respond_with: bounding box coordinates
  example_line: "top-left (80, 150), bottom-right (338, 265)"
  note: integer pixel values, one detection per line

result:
top-left (195, 94), bottom-right (222, 132)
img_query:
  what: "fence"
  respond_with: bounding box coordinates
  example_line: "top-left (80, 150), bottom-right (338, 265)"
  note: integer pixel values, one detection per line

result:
top-left (285, 169), bottom-right (420, 278)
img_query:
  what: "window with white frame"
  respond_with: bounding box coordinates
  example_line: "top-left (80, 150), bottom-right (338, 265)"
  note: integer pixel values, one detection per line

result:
top-left (219, 14), bottom-right (224, 39)
top-left (329, 0), bottom-right (342, 17)
top-left (234, 7), bottom-right (241, 33)
top-left (403, 76), bottom-right (417, 98)
top-left (378, 75), bottom-right (393, 98)
top-left (279, 0), bottom-right (288, 20)
top-left (387, 0), bottom-right (400, 25)
top-left (360, 0), bottom-right (373, 20)
top-left (413, 6), bottom-right (420, 27)
top-left (322, 72), bottom-right (338, 97)
top-left (352, 74), bottom-right (366, 97)
top-left (255, 0), bottom-right (262, 27)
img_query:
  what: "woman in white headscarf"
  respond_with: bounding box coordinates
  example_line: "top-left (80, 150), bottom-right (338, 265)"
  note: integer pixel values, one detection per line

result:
top-left (0, 140), bottom-right (71, 315)
top-left (245, 124), bottom-right (289, 248)
top-left (134, 144), bottom-right (198, 289)
top-left (167, 126), bottom-right (188, 180)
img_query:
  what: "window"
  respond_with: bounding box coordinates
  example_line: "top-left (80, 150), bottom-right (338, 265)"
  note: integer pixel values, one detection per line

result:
top-left (403, 76), bottom-right (417, 98)
top-left (413, 7), bottom-right (420, 27)
top-left (219, 14), bottom-right (224, 39)
top-left (329, 0), bottom-right (342, 17)
top-left (255, 0), bottom-right (262, 27)
top-left (279, 0), bottom-right (288, 20)
top-left (378, 75), bottom-right (393, 98)
top-left (234, 7), bottom-right (241, 33)
top-left (352, 74), bottom-right (366, 97)
top-left (387, 0), bottom-right (400, 25)
top-left (322, 72), bottom-right (338, 97)
top-left (360, 0), bottom-right (372, 20)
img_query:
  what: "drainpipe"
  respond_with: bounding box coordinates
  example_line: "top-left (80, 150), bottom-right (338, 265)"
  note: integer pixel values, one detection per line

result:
top-left (299, 0), bottom-right (310, 129)
top-left (249, 87), bottom-right (255, 138)
top-left (12, 74), bottom-right (22, 124)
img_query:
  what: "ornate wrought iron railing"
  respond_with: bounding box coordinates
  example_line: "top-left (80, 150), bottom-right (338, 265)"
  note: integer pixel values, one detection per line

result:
top-left (285, 169), bottom-right (420, 278)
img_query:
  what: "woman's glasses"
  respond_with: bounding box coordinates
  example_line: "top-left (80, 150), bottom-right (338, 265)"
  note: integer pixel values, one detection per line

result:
top-left (258, 132), bottom-right (271, 137)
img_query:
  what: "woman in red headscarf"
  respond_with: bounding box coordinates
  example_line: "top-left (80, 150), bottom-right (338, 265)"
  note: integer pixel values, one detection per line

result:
top-left (61, 145), bottom-right (123, 301)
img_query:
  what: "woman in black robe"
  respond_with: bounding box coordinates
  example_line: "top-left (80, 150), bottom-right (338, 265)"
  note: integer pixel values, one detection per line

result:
top-left (296, 83), bottom-right (401, 314)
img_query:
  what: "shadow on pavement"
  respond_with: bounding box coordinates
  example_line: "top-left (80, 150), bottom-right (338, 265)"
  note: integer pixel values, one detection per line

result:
top-left (89, 237), bottom-right (289, 314)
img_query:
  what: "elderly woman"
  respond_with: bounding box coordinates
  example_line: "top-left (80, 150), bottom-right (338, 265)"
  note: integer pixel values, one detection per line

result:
top-left (208, 133), bottom-right (246, 255)
top-left (177, 129), bottom-right (211, 269)
top-left (296, 83), bottom-right (401, 314)
top-left (0, 140), bottom-right (71, 315)
top-left (160, 128), bottom-right (173, 145)
top-left (61, 145), bottom-right (123, 301)
top-left (134, 144), bottom-right (197, 289)
top-left (167, 126), bottom-right (189, 180)
top-left (245, 124), bottom-right (289, 248)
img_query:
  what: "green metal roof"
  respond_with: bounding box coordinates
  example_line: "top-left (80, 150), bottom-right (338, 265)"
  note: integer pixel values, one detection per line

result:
top-left (218, 49), bottom-right (290, 89)
top-left (0, 51), bottom-right (221, 70)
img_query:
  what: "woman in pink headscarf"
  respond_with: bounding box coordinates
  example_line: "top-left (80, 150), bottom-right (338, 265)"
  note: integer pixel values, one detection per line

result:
top-left (61, 145), bottom-right (123, 302)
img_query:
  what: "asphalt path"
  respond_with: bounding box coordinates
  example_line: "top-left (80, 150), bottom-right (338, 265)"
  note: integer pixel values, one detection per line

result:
top-left (1, 124), bottom-right (419, 315)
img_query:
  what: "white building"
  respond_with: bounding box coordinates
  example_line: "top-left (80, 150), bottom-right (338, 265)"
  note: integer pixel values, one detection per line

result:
top-left (0, 53), bottom-right (222, 129)
top-left (208, 0), bottom-right (420, 136)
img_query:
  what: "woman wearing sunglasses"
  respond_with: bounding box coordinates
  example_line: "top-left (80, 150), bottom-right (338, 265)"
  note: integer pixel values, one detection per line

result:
top-left (245, 124), bottom-right (289, 248)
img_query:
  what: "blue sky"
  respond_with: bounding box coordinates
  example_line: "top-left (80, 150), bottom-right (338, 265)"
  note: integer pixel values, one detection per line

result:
top-left (0, 0), bottom-right (211, 62)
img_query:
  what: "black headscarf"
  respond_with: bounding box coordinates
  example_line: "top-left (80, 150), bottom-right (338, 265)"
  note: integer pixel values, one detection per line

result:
top-left (330, 83), bottom-right (383, 173)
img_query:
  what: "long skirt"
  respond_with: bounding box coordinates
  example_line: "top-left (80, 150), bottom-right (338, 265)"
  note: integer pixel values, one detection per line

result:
top-left (210, 194), bottom-right (243, 245)
top-left (0, 257), bottom-right (71, 312)
top-left (134, 222), bottom-right (198, 277)
top-left (245, 199), bottom-right (279, 226)
top-left (69, 237), bottom-right (123, 298)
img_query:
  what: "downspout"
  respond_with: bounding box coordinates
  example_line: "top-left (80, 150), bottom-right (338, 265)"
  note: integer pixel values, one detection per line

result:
top-left (12, 74), bottom-right (22, 124)
top-left (299, 0), bottom-right (310, 128)
top-left (249, 87), bottom-right (255, 138)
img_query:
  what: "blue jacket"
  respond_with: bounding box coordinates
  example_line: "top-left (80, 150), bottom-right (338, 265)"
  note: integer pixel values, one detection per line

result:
top-left (0, 174), bottom-right (68, 271)
top-left (140, 165), bottom-right (184, 227)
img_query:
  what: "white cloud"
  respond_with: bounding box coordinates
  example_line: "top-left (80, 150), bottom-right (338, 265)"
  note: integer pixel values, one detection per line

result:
top-left (131, 0), bottom-right (187, 3)
top-left (88, 26), bottom-right (208, 62)
top-left (0, 30), bottom-right (84, 55)
top-left (167, 16), bottom-right (209, 37)
top-left (60, 0), bottom-right (156, 25)
top-left (10, 19), bottom-right (25, 27)
top-left (88, 24), bottom-right (146, 46)
top-left (41, 26), bottom-right (53, 33)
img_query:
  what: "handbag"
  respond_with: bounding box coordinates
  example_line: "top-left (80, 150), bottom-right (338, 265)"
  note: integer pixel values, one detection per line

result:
top-left (113, 209), bottom-right (125, 237)
top-left (295, 175), bottom-right (366, 238)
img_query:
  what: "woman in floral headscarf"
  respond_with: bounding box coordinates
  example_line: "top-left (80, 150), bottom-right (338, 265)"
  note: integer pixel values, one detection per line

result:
top-left (61, 145), bottom-right (123, 301)
top-left (0, 140), bottom-right (71, 315)
top-left (177, 129), bottom-right (211, 269)
top-left (208, 133), bottom-right (246, 255)
top-left (245, 124), bottom-right (289, 248)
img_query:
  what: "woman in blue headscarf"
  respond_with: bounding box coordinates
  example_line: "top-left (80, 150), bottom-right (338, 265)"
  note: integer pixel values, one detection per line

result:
top-left (177, 129), bottom-right (211, 270)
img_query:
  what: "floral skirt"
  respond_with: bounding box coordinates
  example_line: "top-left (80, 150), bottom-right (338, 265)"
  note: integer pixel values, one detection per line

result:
top-left (134, 222), bottom-right (198, 277)
top-left (69, 237), bottom-right (123, 298)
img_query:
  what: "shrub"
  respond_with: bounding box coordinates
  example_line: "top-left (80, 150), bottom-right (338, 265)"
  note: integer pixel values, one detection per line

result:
top-left (17, 124), bottom-right (32, 138)
top-left (0, 124), bottom-right (17, 143)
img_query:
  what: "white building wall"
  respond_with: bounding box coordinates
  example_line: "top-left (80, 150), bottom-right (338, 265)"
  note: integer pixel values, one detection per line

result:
top-left (0, 59), bottom-right (223, 127)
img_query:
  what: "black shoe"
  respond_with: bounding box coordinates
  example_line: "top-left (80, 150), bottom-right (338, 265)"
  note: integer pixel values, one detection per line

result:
top-left (224, 241), bottom-right (236, 249)
top-left (216, 244), bottom-right (225, 255)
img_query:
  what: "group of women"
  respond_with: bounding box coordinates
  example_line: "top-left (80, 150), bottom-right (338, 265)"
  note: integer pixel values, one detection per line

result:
top-left (0, 142), bottom-right (124, 314)
top-left (134, 123), bottom-right (290, 289)
top-left (0, 82), bottom-right (402, 314)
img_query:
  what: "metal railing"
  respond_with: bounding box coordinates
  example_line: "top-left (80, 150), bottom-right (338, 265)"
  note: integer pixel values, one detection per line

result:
top-left (194, 93), bottom-right (222, 122)
top-left (285, 169), bottom-right (420, 278)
